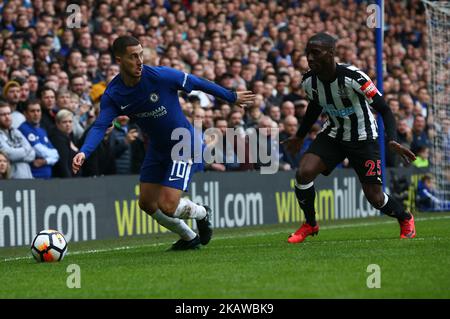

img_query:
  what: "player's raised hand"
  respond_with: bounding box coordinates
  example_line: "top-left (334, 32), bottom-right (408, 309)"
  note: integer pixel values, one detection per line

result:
top-left (235, 90), bottom-right (255, 108)
top-left (388, 141), bottom-right (416, 166)
top-left (72, 152), bottom-right (86, 174)
top-left (281, 136), bottom-right (304, 156)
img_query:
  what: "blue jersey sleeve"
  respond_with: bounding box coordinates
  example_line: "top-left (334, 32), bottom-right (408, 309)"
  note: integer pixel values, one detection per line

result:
top-left (159, 67), bottom-right (237, 103)
top-left (80, 93), bottom-right (119, 158)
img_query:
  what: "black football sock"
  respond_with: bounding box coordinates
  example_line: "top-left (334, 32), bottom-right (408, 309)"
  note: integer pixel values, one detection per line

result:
top-left (379, 193), bottom-right (411, 221)
top-left (295, 181), bottom-right (317, 226)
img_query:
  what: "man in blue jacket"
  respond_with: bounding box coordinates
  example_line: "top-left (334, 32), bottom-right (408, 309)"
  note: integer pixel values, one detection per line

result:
top-left (19, 99), bottom-right (59, 179)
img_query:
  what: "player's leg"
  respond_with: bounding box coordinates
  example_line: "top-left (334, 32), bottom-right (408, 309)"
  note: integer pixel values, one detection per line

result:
top-left (289, 133), bottom-right (344, 243)
top-left (159, 158), bottom-right (213, 246)
top-left (138, 151), bottom-right (200, 249)
top-left (348, 140), bottom-right (415, 239)
top-left (138, 182), bottom-right (198, 242)
top-left (157, 185), bottom-right (208, 220)
top-left (362, 183), bottom-right (415, 238)
top-left (295, 153), bottom-right (328, 226)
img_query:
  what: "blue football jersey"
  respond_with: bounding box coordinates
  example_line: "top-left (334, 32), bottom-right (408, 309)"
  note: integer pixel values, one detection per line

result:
top-left (80, 65), bottom-right (237, 158)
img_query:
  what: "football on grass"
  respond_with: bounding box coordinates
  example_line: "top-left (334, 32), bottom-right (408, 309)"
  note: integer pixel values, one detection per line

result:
top-left (31, 230), bottom-right (68, 262)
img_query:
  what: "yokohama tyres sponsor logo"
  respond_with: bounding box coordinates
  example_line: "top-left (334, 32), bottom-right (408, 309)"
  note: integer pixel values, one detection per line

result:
top-left (360, 81), bottom-right (378, 99)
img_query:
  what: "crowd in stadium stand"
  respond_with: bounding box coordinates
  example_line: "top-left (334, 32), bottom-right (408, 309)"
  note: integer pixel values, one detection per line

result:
top-left (0, 0), bottom-right (440, 180)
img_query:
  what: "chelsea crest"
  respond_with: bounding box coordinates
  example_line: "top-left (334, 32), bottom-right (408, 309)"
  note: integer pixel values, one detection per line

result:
top-left (149, 93), bottom-right (159, 103)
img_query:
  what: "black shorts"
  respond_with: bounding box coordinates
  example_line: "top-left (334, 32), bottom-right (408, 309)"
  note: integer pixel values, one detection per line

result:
top-left (306, 133), bottom-right (383, 185)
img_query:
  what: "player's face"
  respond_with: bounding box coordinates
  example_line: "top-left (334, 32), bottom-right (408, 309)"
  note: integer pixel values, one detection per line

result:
top-left (305, 42), bottom-right (334, 74)
top-left (119, 45), bottom-right (144, 78)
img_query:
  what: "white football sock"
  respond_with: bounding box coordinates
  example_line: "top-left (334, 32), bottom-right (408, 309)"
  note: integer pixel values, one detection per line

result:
top-left (173, 198), bottom-right (207, 220)
top-left (151, 210), bottom-right (197, 241)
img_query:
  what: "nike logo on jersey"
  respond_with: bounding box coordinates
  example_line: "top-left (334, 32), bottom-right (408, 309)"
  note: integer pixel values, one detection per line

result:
top-left (120, 104), bottom-right (131, 110)
top-left (168, 177), bottom-right (181, 181)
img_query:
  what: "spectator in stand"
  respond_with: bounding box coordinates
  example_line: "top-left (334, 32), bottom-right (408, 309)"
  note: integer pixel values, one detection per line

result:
top-left (109, 115), bottom-right (144, 175)
top-left (65, 49), bottom-right (83, 78)
top-left (192, 107), bottom-right (206, 130)
top-left (250, 116), bottom-right (286, 171)
top-left (412, 145), bottom-right (429, 168)
top-left (18, 100), bottom-right (59, 179)
top-left (280, 100), bottom-right (295, 121)
top-left (294, 99), bottom-right (309, 125)
top-left (387, 117), bottom-right (414, 167)
top-left (415, 87), bottom-right (430, 118)
top-left (280, 115), bottom-right (298, 143)
top-left (17, 77), bottom-right (31, 113)
top-left (49, 109), bottom-right (78, 178)
top-left (0, 150), bottom-right (12, 179)
top-left (39, 86), bottom-right (58, 133)
top-left (55, 89), bottom-right (85, 141)
top-left (399, 93), bottom-right (415, 128)
top-left (204, 117), bottom-right (240, 172)
top-left (69, 74), bottom-right (93, 107)
top-left (57, 71), bottom-right (70, 91)
top-left (417, 174), bottom-right (450, 212)
top-left (3, 80), bottom-right (25, 128)
top-left (27, 75), bottom-right (39, 99)
top-left (229, 58), bottom-right (246, 89)
top-left (90, 64), bottom-right (120, 104)
top-left (0, 101), bottom-right (35, 179)
top-left (203, 108), bottom-right (214, 130)
top-left (411, 114), bottom-right (430, 154)
top-left (267, 105), bottom-right (282, 125)
top-left (245, 105), bottom-right (264, 129)
top-left (228, 108), bottom-right (254, 171)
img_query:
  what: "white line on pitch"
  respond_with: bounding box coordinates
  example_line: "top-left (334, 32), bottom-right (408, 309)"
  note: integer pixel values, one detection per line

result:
top-left (2, 215), bottom-right (450, 263)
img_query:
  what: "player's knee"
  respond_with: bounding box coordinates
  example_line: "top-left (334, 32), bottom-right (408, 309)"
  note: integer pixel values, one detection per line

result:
top-left (157, 199), bottom-right (179, 215)
top-left (296, 168), bottom-right (314, 184)
top-left (138, 199), bottom-right (158, 215)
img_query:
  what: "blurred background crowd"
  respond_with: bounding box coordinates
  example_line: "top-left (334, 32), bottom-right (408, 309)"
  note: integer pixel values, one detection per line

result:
top-left (0, 0), bottom-right (444, 180)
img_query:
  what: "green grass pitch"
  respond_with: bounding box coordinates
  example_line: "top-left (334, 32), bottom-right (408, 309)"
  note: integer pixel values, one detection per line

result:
top-left (1, 212), bottom-right (450, 298)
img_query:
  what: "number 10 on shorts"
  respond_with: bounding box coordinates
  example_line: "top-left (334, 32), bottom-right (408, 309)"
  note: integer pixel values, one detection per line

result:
top-left (170, 160), bottom-right (190, 180)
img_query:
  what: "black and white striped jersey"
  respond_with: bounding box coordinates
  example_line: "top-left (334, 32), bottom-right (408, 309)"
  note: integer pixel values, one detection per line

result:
top-left (301, 64), bottom-right (381, 142)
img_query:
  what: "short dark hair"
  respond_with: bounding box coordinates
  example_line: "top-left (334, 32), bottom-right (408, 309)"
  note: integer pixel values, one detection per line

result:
top-left (214, 117), bottom-right (227, 125)
top-left (112, 36), bottom-right (140, 57)
top-left (308, 32), bottom-right (337, 49)
top-left (38, 86), bottom-right (56, 98)
top-left (24, 99), bottom-right (41, 111)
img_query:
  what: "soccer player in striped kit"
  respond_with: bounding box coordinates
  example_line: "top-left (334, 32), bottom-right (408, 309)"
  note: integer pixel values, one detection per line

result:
top-left (284, 33), bottom-right (417, 243)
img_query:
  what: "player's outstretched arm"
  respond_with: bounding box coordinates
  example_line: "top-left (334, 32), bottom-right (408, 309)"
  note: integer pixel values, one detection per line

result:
top-left (235, 90), bottom-right (255, 108)
top-left (77, 94), bottom-right (119, 162)
top-left (72, 152), bottom-right (86, 174)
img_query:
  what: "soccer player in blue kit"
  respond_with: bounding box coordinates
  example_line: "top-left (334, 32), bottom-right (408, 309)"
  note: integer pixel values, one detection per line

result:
top-left (72, 36), bottom-right (255, 250)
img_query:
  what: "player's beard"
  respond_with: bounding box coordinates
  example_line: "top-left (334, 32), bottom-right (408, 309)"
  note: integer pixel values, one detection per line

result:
top-left (125, 66), bottom-right (142, 79)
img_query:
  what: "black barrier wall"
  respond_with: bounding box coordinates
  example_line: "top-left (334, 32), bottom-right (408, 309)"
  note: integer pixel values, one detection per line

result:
top-left (0, 168), bottom-right (425, 247)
